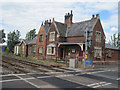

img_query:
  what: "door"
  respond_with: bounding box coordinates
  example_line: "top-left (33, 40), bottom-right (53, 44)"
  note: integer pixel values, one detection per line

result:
top-left (60, 48), bottom-right (63, 59)
top-left (79, 49), bottom-right (83, 63)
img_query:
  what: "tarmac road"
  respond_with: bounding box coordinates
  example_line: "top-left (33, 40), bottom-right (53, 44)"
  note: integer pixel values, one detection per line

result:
top-left (1, 64), bottom-right (119, 89)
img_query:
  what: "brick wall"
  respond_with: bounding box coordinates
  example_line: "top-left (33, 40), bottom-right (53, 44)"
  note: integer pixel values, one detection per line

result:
top-left (36, 26), bottom-right (47, 59)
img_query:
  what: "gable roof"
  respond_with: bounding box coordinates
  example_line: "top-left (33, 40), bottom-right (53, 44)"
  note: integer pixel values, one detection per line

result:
top-left (43, 25), bottom-right (49, 34)
top-left (54, 21), bottom-right (67, 37)
top-left (105, 43), bottom-right (119, 50)
top-left (67, 18), bottom-right (97, 37)
top-left (20, 37), bottom-right (37, 45)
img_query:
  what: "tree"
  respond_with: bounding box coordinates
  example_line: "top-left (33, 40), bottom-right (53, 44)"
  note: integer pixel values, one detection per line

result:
top-left (0, 29), bottom-right (6, 43)
top-left (25, 29), bottom-right (36, 40)
top-left (7, 30), bottom-right (21, 52)
top-left (108, 33), bottom-right (120, 48)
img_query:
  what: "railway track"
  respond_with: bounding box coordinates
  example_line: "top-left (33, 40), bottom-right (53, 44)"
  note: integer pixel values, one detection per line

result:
top-left (1, 55), bottom-right (76, 75)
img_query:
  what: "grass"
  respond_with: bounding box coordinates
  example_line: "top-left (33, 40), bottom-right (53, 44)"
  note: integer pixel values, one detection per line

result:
top-left (2, 51), bottom-right (66, 67)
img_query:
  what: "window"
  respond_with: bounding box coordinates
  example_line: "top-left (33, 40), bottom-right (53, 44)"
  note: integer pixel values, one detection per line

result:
top-left (49, 32), bottom-right (55, 41)
top-left (38, 46), bottom-right (43, 54)
top-left (32, 45), bottom-right (36, 53)
top-left (94, 47), bottom-right (102, 57)
top-left (39, 34), bottom-right (43, 42)
top-left (47, 47), bottom-right (55, 55)
top-left (106, 50), bottom-right (112, 58)
top-left (96, 31), bottom-right (101, 42)
top-left (22, 45), bottom-right (24, 51)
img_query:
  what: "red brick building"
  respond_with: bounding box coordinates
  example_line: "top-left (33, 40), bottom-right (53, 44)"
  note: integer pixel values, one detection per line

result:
top-left (35, 21), bottom-right (50, 59)
top-left (44, 11), bottom-right (105, 62)
top-left (19, 38), bottom-right (36, 57)
top-left (105, 43), bottom-right (120, 64)
top-left (18, 10), bottom-right (120, 63)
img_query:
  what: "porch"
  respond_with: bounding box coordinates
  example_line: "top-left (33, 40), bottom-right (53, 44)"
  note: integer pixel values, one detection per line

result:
top-left (57, 42), bottom-right (85, 62)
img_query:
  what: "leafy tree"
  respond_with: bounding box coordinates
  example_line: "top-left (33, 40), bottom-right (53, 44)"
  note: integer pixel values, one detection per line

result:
top-left (0, 29), bottom-right (6, 43)
top-left (7, 30), bottom-right (21, 52)
top-left (25, 29), bottom-right (36, 40)
top-left (108, 33), bottom-right (120, 48)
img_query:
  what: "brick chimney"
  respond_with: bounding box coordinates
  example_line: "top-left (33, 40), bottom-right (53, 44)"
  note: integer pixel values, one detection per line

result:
top-left (64, 10), bottom-right (73, 26)
top-left (44, 19), bottom-right (51, 26)
top-left (91, 14), bottom-right (95, 19)
top-left (96, 14), bottom-right (100, 19)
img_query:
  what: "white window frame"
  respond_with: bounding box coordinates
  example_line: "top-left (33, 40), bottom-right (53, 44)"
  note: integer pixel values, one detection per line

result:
top-left (49, 31), bottom-right (55, 41)
top-left (47, 47), bottom-right (55, 55)
top-left (96, 31), bottom-right (101, 42)
top-left (38, 46), bottom-right (43, 54)
top-left (94, 47), bottom-right (102, 57)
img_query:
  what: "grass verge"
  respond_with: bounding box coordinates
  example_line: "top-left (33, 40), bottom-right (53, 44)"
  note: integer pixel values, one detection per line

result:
top-left (2, 51), bottom-right (66, 67)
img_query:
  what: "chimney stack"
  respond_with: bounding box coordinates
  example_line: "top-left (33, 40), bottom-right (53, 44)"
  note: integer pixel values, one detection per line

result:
top-left (64, 10), bottom-right (73, 26)
top-left (96, 14), bottom-right (100, 19)
top-left (92, 14), bottom-right (95, 19)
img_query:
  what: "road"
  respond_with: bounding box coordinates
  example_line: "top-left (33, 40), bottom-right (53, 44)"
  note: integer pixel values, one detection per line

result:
top-left (1, 65), bottom-right (119, 89)
top-left (0, 56), bottom-right (119, 89)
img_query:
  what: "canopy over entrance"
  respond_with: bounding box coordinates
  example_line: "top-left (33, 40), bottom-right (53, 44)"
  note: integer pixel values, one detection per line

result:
top-left (58, 42), bottom-right (85, 51)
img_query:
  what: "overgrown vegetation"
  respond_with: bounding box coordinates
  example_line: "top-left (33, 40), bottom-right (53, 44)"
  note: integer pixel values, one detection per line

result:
top-left (2, 51), bottom-right (66, 67)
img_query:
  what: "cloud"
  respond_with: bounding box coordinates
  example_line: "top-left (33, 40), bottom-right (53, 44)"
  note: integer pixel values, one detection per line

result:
top-left (110, 27), bottom-right (118, 31)
top-left (0, 1), bottom-right (118, 42)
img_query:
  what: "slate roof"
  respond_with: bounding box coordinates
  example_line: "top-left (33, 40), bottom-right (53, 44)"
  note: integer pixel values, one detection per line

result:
top-left (67, 18), bottom-right (97, 37)
top-left (43, 25), bottom-right (49, 33)
top-left (54, 21), bottom-right (67, 37)
top-left (105, 43), bottom-right (119, 50)
top-left (22, 36), bottom-right (37, 45)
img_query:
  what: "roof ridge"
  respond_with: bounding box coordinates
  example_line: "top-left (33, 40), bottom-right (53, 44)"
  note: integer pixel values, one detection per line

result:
top-left (73, 18), bottom-right (97, 24)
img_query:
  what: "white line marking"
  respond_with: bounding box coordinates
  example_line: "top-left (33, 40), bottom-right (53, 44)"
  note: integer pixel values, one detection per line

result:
top-left (0, 79), bottom-right (21, 82)
top-left (87, 82), bottom-right (112, 88)
top-left (14, 74), bottom-right (40, 88)
top-left (116, 78), bottom-right (120, 80)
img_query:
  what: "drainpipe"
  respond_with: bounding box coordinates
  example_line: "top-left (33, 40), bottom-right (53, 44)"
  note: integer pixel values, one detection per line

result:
top-left (45, 35), bottom-right (47, 59)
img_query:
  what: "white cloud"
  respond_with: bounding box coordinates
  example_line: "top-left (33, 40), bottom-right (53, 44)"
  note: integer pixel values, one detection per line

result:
top-left (0, 1), bottom-right (118, 42)
top-left (110, 27), bottom-right (118, 31)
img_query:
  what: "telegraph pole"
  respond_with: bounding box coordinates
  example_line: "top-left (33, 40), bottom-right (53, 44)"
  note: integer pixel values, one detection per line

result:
top-left (84, 28), bottom-right (88, 67)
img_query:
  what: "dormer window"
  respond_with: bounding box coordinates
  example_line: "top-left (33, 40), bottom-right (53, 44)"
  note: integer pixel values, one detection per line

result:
top-left (39, 34), bottom-right (43, 42)
top-left (49, 32), bottom-right (55, 41)
top-left (96, 31), bottom-right (101, 42)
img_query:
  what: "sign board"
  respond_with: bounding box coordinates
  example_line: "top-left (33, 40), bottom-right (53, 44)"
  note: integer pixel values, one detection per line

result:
top-left (84, 59), bottom-right (93, 67)
top-left (85, 55), bottom-right (87, 59)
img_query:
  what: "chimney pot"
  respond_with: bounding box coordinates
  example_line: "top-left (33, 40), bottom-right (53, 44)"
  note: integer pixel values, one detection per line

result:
top-left (96, 14), bottom-right (99, 19)
top-left (49, 19), bottom-right (51, 22)
top-left (71, 10), bottom-right (72, 14)
top-left (92, 14), bottom-right (95, 18)
top-left (53, 18), bottom-right (54, 21)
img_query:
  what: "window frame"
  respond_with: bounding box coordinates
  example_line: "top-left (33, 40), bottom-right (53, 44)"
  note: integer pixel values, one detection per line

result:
top-left (39, 34), bottom-right (43, 42)
top-left (94, 47), bottom-right (102, 58)
top-left (96, 31), bottom-right (101, 42)
top-left (32, 45), bottom-right (36, 53)
top-left (47, 47), bottom-right (55, 55)
top-left (49, 31), bottom-right (55, 41)
top-left (38, 46), bottom-right (43, 54)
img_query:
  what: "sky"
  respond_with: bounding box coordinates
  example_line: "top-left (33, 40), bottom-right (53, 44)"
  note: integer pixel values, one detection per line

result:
top-left (0, 0), bottom-right (119, 42)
